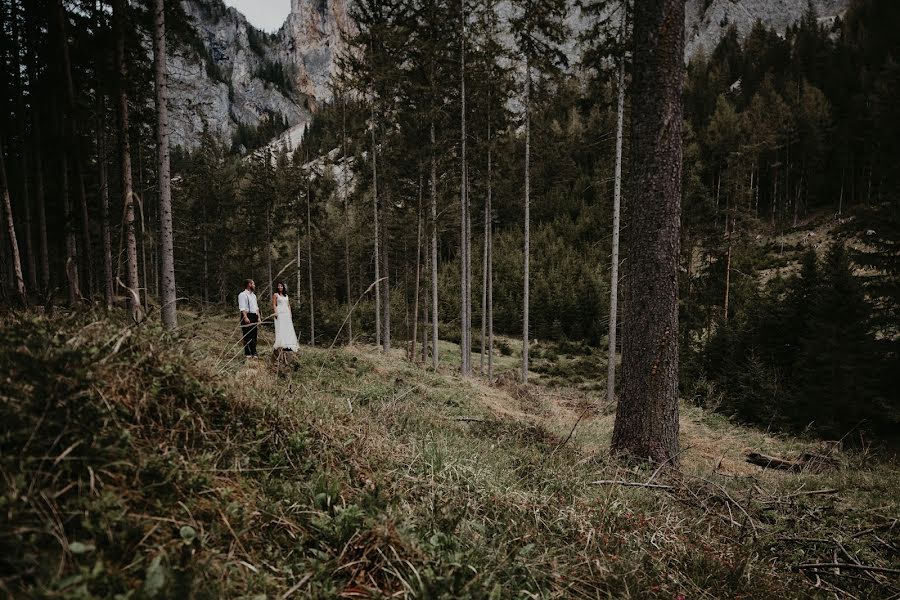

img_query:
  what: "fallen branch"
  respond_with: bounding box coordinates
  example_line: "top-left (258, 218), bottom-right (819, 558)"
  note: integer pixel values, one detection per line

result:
top-left (793, 563), bottom-right (900, 576)
top-left (592, 480), bottom-right (674, 490)
top-left (451, 416), bottom-right (486, 423)
top-left (745, 451), bottom-right (837, 472)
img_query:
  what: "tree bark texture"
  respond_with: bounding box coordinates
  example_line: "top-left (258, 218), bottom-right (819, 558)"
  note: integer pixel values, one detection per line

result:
top-left (0, 135), bottom-right (26, 305)
top-left (114, 0), bottom-right (142, 320)
top-left (153, 0), bottom-right (177, 329)
top-left (611, 0), bottom-right (684, 464)
top-left (607, 55), bottom-right (625, 402)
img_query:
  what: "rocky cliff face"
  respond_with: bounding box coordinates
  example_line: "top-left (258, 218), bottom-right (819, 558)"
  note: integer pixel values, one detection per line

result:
top-left (168, 0), bottom-right (315, 150)
top-left (685, 0), bottom-right (851, 59)
top-left (168, 0), bottom-right (851, 150)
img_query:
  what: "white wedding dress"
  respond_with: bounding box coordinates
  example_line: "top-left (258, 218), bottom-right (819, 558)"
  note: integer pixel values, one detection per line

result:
top-left (273, 294), bottom-right (300, 351)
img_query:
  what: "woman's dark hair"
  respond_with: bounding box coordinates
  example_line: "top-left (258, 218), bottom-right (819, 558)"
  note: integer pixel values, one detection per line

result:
top-left (275, 281), bottom-right (288, 296)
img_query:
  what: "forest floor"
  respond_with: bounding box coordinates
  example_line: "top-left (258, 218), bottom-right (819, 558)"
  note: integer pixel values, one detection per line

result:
top-left (2, 309), bottom-right (899, 599)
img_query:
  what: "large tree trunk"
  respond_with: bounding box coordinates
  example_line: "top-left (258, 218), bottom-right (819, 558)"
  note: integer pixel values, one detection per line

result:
top-left (0, 135), bottom-right (26, 306)
top-left (611, 0), bottom-right (684, 464)
top-left (522, 62), bottom-right (531, 384)
top-left (153, 0), bottom-right (177, 329)
top-left (114, 0), bottom-right (142, 320)
top-left (430, 122), bottom-right (439, 368)
top-left (607, 53), bottom-right (625, 402)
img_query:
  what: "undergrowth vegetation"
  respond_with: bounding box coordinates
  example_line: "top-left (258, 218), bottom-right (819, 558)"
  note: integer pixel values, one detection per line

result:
top-left (1, 311), bottom-right (898, 598)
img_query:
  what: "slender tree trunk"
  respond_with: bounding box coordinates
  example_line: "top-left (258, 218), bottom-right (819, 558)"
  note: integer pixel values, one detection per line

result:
top-left (487, 120), bottom-right (494, 383)
top-left (266, 202), bottom-right (273, 297)
top-left (611, 0), bottom-right (684, 464)
top-left (423, 282), bottom-right (430, 363)
top-left (153, 0), bottom-right (176, 329)
top-left (460, 8), bottom-right (470, 375)
top-left (382, 188), bottom-right (391, 352)
top-left (97, 110), bottom-right (114, 307)
top-left (60, 146), bottom-right (80, 304)
top-left (114, 0), bottom-right (142, 320)
top-left (55, 0), bottom-right (93, 299)
top-left (723, 215), bottom-right (732, 322)
top-left (296, 225), bottom-right (301, 302)
top-left (430, 122), bottom-right (439, 368)
top-left (372, 104), bottom-right (382, 348)
top-left (307, 172), bottom-right (315, 345)
top-left (608, 54), bottom-right (625, 403)
top-left (12, 2), bottom-right (35, 294)
top-left (480, 174), bottom-right (488, 376)
top-left (342, 96), bottom-right (353, 342)
top-left (202, 205), bottom-right (208, 306)
top-left (411, 174), bottom-right (423, 361)
top-left (522, 61), bottom-right (531, 384)
top-left (22, 144), bottom-right (36, 293)
top-left (137, 146), bottom-right (150, 309)
top-left (32, 113), bottom-right (49, 293)
top-left (0, 135), bottom-right (26, 306)
top-left (838, 168), bottom-right (844, 216)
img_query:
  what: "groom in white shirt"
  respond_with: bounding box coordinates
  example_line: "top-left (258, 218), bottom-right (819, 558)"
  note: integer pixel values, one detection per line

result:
top-left (238, 279), bottom-right (260, 358)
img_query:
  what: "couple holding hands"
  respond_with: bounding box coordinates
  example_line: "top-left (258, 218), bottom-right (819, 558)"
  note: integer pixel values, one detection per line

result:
top-left (237, 278), bottom-right (299, 358)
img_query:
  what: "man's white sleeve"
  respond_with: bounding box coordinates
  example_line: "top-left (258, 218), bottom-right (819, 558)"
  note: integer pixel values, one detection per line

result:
top-left (238, 292), bottom-right (248, 313)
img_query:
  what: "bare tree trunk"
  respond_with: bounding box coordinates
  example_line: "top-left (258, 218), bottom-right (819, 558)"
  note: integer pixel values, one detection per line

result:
top-left (307, 171), bottom-right (315, 345)
top-left (32, 113), bottom-right (49, 293)
top-left (838, 168), bottom-right (844, 216)
top-left (382, 189), bottom-right (391, 352)
top-left (487, 121), bottom-right (494, 383)
top-left (411, 174), bottom-right (423, 361)
top-left (460, 7), bottom-right (470, 375)
top-left (611, 0), bottom-right (684, 464)
top-left (608, 53), bottom-right (625, 403)
top-left (522, 61), bottom-right (531, 384)
top-left (114, 0), bottom-right (142, 320)
top-left (480, 172), bottom-right (488, 376)
top-left (97, 109), bottom-right (114, 307)
top-left (423, 282), bottom-right (430, 363)
top-left (153, 0), bottom-right (176, 329)
top-left (0, 135), bottom-right (26, 306)
top-left (372, 103), bottom-right (381, 348)
top-left (430, 122), bottom-right (439, 368)
top-left (296, 225), bottom-right (301, 301)
top-left (60, 148), bottom-right (80, 304)
top-left (266, 202), bottom-right (273, 297)
top-left (723, 215), bottom-right (732, 322)
top-left (55, 0), bottom-right (93, 299)
top-left (342, 96), bottom-right (353, 342)
top-left (11, 2), bottom-right (35, 294)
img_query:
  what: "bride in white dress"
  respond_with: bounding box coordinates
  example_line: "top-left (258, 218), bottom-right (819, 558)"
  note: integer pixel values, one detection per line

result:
top-left (272, 282), bottom-right (300, 351)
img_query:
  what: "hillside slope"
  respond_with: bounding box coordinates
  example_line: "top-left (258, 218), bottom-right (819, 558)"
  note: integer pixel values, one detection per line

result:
top-left (1, 312), bottom-right (897, 598)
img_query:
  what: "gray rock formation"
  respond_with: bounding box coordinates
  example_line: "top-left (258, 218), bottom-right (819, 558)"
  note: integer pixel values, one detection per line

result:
top-left (167, 0), bottom-right (852, 149)
top-left (168, 0), bottom-right (314, 149)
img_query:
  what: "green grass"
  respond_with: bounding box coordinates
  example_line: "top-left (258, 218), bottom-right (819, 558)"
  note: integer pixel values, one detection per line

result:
top-left (1, 309), bottom-right (898, 598)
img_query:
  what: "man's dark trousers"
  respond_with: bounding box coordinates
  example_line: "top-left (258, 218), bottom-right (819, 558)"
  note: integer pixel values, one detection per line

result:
top-left (241, 313), bottom-right (259, 356)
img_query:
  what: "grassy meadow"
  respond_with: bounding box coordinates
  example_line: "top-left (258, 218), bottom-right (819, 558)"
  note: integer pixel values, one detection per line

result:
top-left (1, 309), bottom-right (898, 598)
